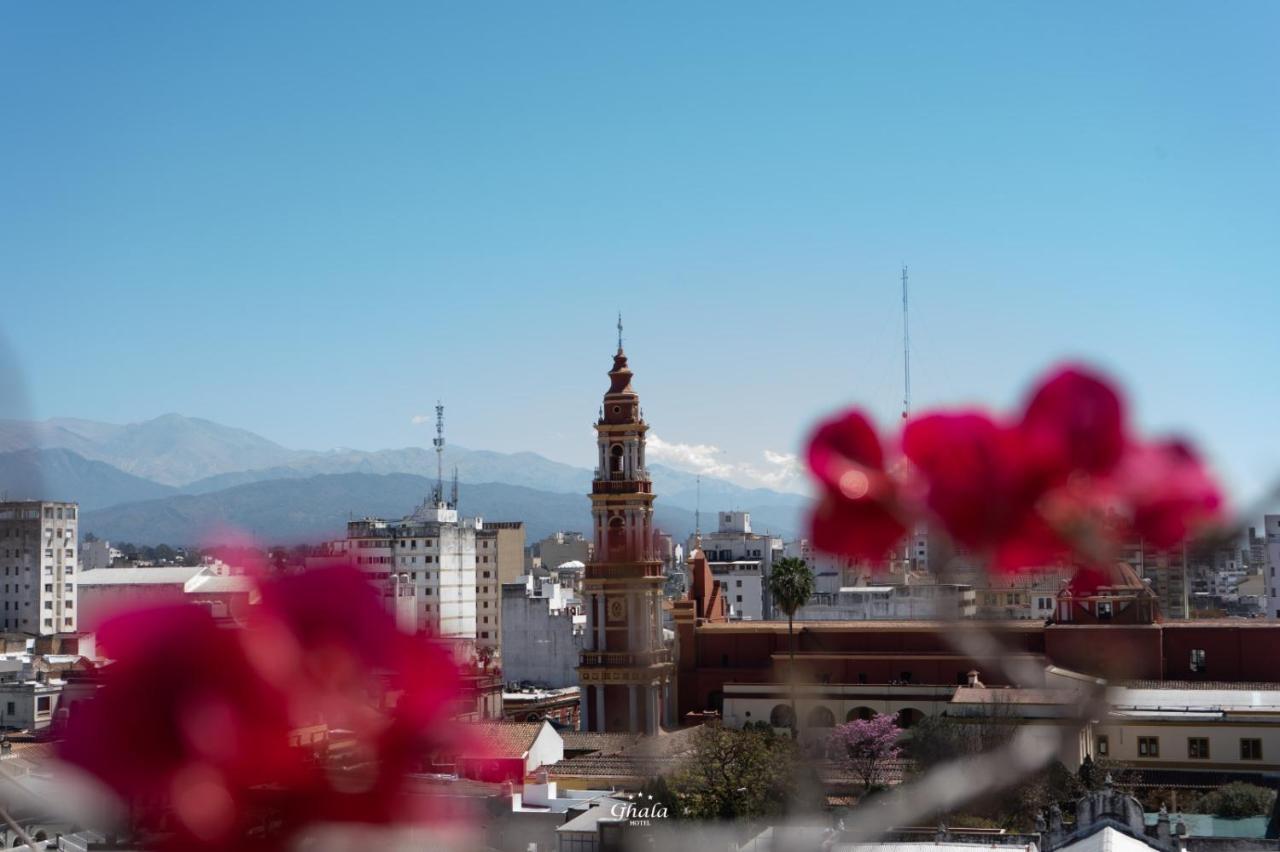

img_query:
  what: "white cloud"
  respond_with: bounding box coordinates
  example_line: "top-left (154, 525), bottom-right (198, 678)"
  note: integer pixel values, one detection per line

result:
top-left (648, 435), bottom-right (805, 493)
top-left (410, 415), bottom-right (431, 425)
top-left (647, 435), bottom-right (735, 478)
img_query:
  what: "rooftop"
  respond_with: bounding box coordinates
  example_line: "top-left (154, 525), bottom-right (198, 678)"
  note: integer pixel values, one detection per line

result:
top-left (459, 721), bottom-right (546, 759)
top-left (77, 566), bottom-right (203, 585)
top-left (697, 620), bottom-right (1047, 633)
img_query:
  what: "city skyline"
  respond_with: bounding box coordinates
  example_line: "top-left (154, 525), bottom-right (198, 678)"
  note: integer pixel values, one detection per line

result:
top-left (3, 3), bottom-right (1279, 505)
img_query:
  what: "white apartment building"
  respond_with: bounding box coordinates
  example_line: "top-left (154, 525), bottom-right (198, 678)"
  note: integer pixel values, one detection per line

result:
top-left (715, 561), bottom-right (766, 620)
top-left (0, 502), bottom-right (78, 636)
top-left (308, 499), bottom-right (478, 641)
top-left (1264, 515), bottom-right (1280, 618)
top-left (687, 512), bottom-right (782, 619)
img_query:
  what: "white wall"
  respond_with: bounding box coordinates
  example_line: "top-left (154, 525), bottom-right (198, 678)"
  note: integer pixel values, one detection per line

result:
top-left (525, 721), bottom-right (565, 775)
top-left (501, 582), bottom-right (585, 688)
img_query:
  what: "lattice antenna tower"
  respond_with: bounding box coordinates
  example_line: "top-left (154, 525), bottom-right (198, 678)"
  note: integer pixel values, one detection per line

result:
top-left (432, 401), bottom-right (445, 506)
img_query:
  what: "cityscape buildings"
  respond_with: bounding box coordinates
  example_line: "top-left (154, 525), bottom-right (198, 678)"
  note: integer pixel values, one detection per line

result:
top-left (307, 496), bottom-right (480, 643)
top-left (684, 511), bottom-right (781, 620)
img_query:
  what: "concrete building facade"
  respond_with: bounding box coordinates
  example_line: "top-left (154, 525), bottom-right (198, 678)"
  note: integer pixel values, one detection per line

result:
top-left (502, 574), bottom-right (585, 688)
top-left (0, 501), bottom-right (78, 636)
top-left (1264, 515), bottom-right (1280, 618)
top-left (308, 500), bottom-right (480, 641)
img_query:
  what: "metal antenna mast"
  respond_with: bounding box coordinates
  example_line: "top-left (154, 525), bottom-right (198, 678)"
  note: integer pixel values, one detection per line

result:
top-left (617, 311), bottom-right (624, 351)
top-left (901, 265), bottom-right (911, 421)
top-left (695, 474), bottom-right (702, 543)
top-left (433, 401), bottom-right (445, 506)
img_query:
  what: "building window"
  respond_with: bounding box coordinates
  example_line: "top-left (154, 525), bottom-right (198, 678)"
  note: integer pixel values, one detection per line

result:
top-left (1190, 649), bottom-right (1206, 673)
top-left (1188, 737), bottom-right (1210, 759)
top-left (36, 696), bottom-right (50, 713)
top-left (1242, 738), bottom-right (1263, 760)
top-left (1138, 737), bottom-right (1159, 757)
top-left (1096, 735), bottom-right (1109, 756)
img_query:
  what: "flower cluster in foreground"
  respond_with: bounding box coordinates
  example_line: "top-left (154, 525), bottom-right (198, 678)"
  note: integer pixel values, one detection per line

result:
top-left (58, 564), bottom-right (462, 851)
top-left (807, 365), bottom-right (1226, 575)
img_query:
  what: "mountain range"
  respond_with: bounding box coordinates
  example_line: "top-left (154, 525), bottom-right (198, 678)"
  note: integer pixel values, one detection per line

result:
top-left (0, 415), bottom-right (808, 546)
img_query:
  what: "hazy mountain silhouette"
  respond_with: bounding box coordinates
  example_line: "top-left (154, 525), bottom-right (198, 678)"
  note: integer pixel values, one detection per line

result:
top-left (79, 472), bottom-right (710, 546)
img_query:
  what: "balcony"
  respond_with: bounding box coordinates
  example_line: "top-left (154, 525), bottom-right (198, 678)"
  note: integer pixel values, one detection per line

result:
top-left (592, 480), bottom-right (652, 495)
top-left (579, 648), bottom-right (672, 669)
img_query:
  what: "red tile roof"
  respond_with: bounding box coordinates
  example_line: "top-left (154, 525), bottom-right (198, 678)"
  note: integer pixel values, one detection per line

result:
top-left (461, 722), bottom-right (544, 759)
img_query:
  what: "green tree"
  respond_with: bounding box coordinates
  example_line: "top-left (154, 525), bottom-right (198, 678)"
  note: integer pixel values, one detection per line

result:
top-left (669, 724), bottom-right (796, 821)
top-left (768, 556), bottom-right (814, 739)
top-left (638, 775), bottom-right (681, 819)
top-left (1199, 783), bottom-right (1276, 819)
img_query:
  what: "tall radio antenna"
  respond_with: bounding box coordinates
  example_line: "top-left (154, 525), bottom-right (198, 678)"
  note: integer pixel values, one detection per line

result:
top-left (901, 265), bottom-right (911, 421)
top-left (432, 401), bottom-right (445, 506)
top-left (695, 474), bottom-right (702, 544)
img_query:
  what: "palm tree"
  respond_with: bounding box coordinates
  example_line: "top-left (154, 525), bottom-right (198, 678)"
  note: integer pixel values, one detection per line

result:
top-left (768, 556), bottom-right (815, 739)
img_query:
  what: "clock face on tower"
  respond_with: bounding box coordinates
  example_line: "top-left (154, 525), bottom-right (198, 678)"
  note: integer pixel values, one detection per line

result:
top-left (607, 597), bottom-right (626, 622)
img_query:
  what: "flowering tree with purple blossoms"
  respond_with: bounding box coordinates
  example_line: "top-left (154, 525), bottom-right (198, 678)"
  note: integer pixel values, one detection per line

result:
top-left (831, 714), bottom-right (902, 789)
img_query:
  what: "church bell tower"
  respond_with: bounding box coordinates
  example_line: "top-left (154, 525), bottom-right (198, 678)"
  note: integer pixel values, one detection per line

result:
top-left (577, 320), bottom-right (674, 733)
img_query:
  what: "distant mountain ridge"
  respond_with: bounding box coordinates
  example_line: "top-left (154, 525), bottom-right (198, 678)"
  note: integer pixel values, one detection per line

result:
top-left (0, 448), bottom-right (177, 510)
top-left (0, 415), bottom-right (304, 485)
top-left (79, 473), bottom-right (705, 546)
top-left (0, 415), bottom-right (807, 543)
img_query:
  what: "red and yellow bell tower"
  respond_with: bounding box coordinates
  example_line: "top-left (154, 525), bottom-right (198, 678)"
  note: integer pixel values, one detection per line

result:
top-left (577, 325), bottom-right (674, 733)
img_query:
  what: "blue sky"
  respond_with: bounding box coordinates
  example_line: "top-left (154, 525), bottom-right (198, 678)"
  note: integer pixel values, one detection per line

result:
top-left (1, 3), bottom-right (1278, 504)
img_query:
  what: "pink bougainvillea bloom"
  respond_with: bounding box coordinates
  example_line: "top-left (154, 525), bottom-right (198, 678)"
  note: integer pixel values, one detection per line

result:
top-left (1019, 365), bottom-right (1126, 486)
top-left (1111, 440), bottom-right (1225, 549)
top-left (60, 563), bottom-right (467, 848)
top-left (59, 605), bottom-right (305, 850)
top-left (902, 411), bottom-right (1067, 572)
top-left (806, 409), bottom-right (908, 562)
top-left (251, 564), bottom-right (463, 825)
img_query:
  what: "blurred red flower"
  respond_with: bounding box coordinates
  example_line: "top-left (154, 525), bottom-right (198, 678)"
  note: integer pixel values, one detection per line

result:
top-left (59, 605), bottom-right (304, 850)
top-left (1019, 365), bottom-right (1126, 486)
top-left (59, 562), bottom-right (463, 849)
top-left (902, 411), bottom-right (1066, 571)
top-left (1109, 440), bottom-right (1225, 550)
top-left (806, 364), bottom-right (1226, 576)
top-left (805, 409), bottom-right (907, 562)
